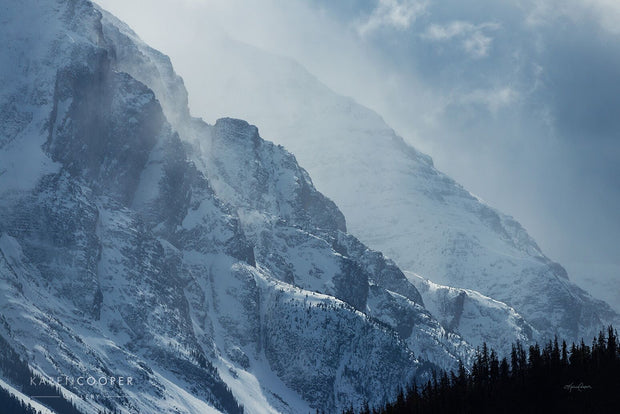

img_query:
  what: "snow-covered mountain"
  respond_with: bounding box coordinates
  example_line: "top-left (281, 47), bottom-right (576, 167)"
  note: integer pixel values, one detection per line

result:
top-left (174, 31), bottom-right (618, 346)
top-left (0, 1), bottom-right (482, 413)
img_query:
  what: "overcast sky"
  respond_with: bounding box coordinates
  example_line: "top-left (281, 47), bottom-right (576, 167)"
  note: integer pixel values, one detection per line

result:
top-left (98, 0), bottom-right (619, 290)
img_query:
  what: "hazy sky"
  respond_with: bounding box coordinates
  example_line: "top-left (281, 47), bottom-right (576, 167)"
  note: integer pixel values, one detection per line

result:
top-left (97, 0), bottom-right (619, 289)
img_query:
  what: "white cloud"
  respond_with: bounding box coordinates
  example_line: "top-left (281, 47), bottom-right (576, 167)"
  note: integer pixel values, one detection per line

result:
top-left (422, 21), bottom-right (500, 58)
top-left (357, 0), bottom-right (428, 36)
top-left (463, 30), bottom-right (494, 58)
top-left (568, 0), bottom-right (620, 34)
top-left (459, 86), bottom-right (519, 113)
top-left (423, 21), bottom-right (474, 40)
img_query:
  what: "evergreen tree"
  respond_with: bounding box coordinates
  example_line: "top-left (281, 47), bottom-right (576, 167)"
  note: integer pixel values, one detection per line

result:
top-left (351, 325), bottom-right (620, 414)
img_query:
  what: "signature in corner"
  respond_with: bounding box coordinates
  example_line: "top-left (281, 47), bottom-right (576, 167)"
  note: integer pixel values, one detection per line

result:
top-left (563, 383), bottom-right (592, 392)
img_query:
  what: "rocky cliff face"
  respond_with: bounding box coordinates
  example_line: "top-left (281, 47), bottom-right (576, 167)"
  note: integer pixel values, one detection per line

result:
top-left (0, 1), bottom-right (473, 413)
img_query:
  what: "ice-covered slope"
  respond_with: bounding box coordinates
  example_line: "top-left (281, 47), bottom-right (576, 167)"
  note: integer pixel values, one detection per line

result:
top-left (0, 1), bottom-right (473, 413)
top-left (177, 33), bottom-right (618, 344)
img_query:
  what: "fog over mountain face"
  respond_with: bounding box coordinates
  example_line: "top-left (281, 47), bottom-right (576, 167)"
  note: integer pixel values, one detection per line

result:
top-left (0, 1), bottom-right (618, 414)
top-left (131, 30), bottom-right (615, 346)
top-left (96, 0), bottom-right (620, 314)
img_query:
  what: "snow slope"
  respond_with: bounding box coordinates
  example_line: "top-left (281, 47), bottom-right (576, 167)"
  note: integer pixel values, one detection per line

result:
top-left (405, 272), bottom-right (535, 356)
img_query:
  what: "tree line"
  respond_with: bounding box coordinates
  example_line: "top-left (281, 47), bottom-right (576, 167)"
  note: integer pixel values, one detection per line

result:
top-left (344, 325), bottom-right (620, 413)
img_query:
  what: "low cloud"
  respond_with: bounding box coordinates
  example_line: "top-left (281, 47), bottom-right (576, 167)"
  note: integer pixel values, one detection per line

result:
top-left (96, 0), bottom-right (620, 293)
